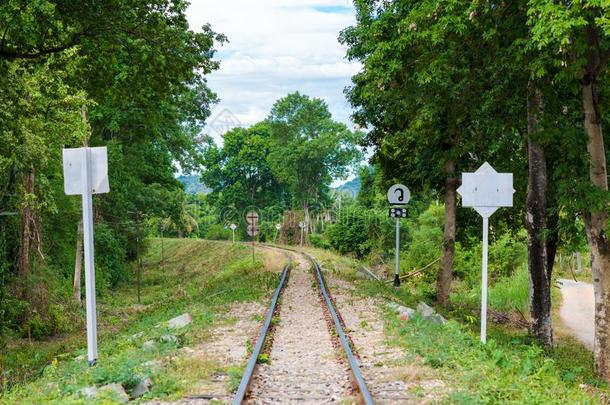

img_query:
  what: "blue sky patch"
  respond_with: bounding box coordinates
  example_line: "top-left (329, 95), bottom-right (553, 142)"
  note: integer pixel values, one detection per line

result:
top-left (313, 5), bottom-right (352, 14)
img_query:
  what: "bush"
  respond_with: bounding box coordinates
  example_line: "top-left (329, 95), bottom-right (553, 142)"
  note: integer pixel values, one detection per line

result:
top-left (205, 224), bottom-right (232, 241)
top-left (488, 264), bottom-right (529, 313)
top-left (95, 223), bottom-right (130, 289)
top-left (309, 233), bottom-right (331, 249)
top-left (455, 231), bottom-right (528, 285)
top-left (453, 231), bottom-right (529, 313)
top-left (257, 221), bottom-right (278, 243)
top-left (326, 207), bottom-right (380, 258)
top-left (401, 204), bottom-right (444, 280)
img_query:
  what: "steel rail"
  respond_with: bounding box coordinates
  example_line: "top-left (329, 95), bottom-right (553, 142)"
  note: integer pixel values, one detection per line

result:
top-left (301, 251), bottom-right (375, 405)
top-left (234, 243), bottom-right (374, 404)
top-left (232, 258), bottom-right (291, 405)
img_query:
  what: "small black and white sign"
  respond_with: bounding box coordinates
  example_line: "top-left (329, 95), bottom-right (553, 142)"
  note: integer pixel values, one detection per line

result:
top-left (387, 184), bottom-right (410, 205)
top-left (389, 207), bottom-right (408, 218)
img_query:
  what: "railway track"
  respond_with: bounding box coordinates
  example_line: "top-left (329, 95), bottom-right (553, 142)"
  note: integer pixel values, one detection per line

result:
top-left (233, 246), bottom-right (373, 405)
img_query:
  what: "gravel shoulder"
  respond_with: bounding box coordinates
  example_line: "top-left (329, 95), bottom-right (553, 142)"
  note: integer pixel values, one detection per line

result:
top-left (327, 275), bottom-right (446, 404)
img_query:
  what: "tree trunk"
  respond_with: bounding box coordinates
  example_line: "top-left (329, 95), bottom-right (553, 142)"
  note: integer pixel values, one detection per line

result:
top-left (436, 160), bottom-right (457, 307)
top-left (17, 168), bottom-right (35, 279)
top-left (525, 82), bottom-right (553, 347)
top-left (303, 200), bottom-right (310, 238)
top-left (581, 63), bottom-right (610, 378)
top-left (73, 219), bottom-right (83, 303)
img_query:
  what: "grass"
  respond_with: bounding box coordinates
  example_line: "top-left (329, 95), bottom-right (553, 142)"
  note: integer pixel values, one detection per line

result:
top-left (0, 239), bottom-right (284, 404)
top-left (306, 247), bottom-right (606, 404)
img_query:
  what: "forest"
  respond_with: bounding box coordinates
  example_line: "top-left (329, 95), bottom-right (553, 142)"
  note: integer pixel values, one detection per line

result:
top-left (1, 0), bottom-right (610, 401)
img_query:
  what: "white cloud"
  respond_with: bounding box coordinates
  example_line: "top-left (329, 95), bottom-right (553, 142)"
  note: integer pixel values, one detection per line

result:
top-left (185, 0), bottom-right (360, 145)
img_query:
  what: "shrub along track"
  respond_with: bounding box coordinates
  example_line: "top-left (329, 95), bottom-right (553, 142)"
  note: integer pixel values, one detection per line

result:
top-left (233, 246), bottom-right (373, 404)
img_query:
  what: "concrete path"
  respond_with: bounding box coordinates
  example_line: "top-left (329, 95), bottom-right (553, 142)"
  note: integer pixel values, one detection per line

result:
top-left (558, 279), bottom-right (594, 350)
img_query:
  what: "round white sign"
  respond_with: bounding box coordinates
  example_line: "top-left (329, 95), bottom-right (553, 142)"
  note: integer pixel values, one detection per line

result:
top-left (387, 184), bottom-right (410, 205)
top-left (298, 221), bottom-right (306, 229)
top-left (230, 223), bottom-right (237, 230)
top-left (245, 211), bottom-right (259, 224)
top-left (275, 223), bottom-right (282, 230)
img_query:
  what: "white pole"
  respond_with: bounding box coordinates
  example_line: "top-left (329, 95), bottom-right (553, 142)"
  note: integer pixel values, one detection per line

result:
top-left (232, 229), bottom-right (235, 243)
top-left (481, 215), bottom-right (489, 344)
top-left (394, 218), bottom-right (400, 287)
top-left (82, 148), bottom-right (98, 365)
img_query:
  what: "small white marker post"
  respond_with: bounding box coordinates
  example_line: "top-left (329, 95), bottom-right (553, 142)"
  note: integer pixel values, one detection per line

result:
top-left (275, 223), bottom-right (281, 244)
top-left (63, 147), bottom-right (109, 365)
top-left (387, 184), bottom-right (410, 287)
top-left (230, 223), bottom-right (237, 243)
top-left (457, 162), bottom-right (514, 344)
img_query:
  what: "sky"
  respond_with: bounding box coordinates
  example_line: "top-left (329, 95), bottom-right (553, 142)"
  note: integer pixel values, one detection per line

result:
top-left (185, 0), bottom-right (361, 145)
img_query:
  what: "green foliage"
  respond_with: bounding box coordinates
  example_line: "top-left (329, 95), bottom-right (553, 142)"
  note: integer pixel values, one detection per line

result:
top-left (383, 312), bottom-right (602, 403)
top-left (455, 231), bottom-right (528, 284)
top-left (95, 223), bottom-right (130, 290)
top-left (205, 224), bottom-right (232, 241)
top-left (267, 92), bottom-right (363, 214)
top-left (488, 265), bottom-right (530, 314)
top-left (308, 233), bottom-right (331, 250)
top-left (0, 0), bottom-right (224, 340)
top-left (402, 205), bottom-right (444, 277)
top-left (326, 207), bottom-right (376, 258)
top-left (201, 123), bottom-right (287, 211)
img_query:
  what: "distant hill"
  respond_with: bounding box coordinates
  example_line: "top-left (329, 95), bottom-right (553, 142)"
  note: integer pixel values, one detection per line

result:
top-left (178, 175), bottom-right (211, 195)
top-left (333, 177), bottom-right (361, 198)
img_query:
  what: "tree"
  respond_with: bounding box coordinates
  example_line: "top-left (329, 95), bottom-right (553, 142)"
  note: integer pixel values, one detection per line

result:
top-left (0, 0), bottom-right (224, 337)
top-left (266, 92), bottom-right (362, 232)
top-left (201, 122), bottom-right (288, 214)
top-left (528, 0), bottom-right (610, 377)
top-left (341, 0), bottom-right (508, 306)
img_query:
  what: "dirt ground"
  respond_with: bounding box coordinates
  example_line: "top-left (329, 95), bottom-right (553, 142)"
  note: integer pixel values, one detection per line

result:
top-left (558, 278), bottom-right (594, 351)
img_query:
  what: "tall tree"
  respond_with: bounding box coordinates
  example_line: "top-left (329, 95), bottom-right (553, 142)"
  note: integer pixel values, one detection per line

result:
top-left (201, 122), bottom-right (288, 214)
top-left (341, 0), bottom-right (510, 306)
top-left (266, 92), bottom-right (362, 231)
top-left (0, 0), bottom-right (224, 335)
top-left (528, 0), bottom-right (610, 377)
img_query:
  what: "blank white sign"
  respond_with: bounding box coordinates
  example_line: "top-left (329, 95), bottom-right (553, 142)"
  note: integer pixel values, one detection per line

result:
top-left (63, 147), bottom-right (110, 195)
top-left (458, 162), bottom-right (513, 208)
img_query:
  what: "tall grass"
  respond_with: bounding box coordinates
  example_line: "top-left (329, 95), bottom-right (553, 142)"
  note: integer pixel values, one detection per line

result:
top-left (488, 265), bottom-right (529, 314)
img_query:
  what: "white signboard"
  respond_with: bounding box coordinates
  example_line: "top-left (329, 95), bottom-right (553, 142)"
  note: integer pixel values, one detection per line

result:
top-left (230, 223), bottom-right (237, 230)
top-left (62, 146), bottom-right (110, 366)
top-left (63, 147), bottom-right (109, 195)
top-left (387, 184), bottom-right (410, 205)
top-left (298, 221), bottom-right (306, 229)
top-left (457, 162), bottom-right (514, 218)
top-left (457, 162), bottom-right (514, 344)
top-left (275, 223), bottom-right (282, 230)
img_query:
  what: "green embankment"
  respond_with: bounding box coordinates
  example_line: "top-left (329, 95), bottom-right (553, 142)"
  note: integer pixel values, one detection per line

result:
top-left (304, 246), bottom-right (606, 404)
top-left (1, 239), bottom-right (281, 404)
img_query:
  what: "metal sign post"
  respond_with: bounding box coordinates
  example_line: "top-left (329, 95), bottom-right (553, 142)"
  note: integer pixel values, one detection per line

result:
top-left (63, 147), bottom-right (109, 366)
top-left (457, 162), bottom-right (514, 344)
top-left (230, 223), bottom-right (237, 243)
top-left (246, 212), bottom-right (259, 263)
top-left (387, 185), bottom-right (410, 288)
top-left (275, 223), bottom-right (281, 244)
